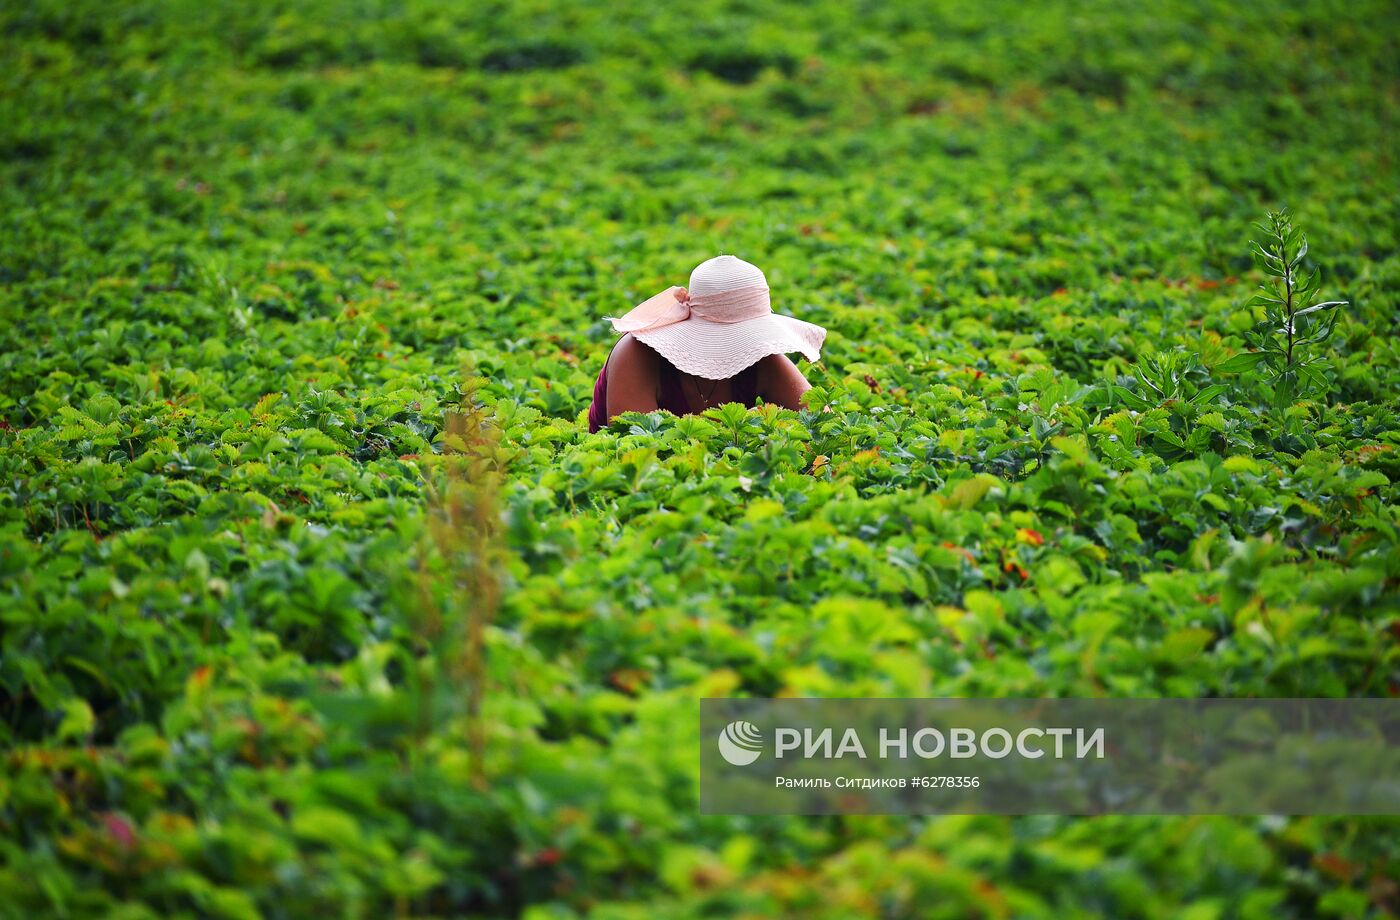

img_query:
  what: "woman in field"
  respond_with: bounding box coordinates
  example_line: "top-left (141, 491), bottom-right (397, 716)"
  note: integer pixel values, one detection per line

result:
top-left (587, 255), bottom-right (827, 432)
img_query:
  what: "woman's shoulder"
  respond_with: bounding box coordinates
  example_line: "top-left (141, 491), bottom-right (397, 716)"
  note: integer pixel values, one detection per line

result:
top-left (751, 353), bottom-right (793, 383)
top-left (605, 333), bottom-right (663, 384)
top-left (610, 333), bottom-right (662, 367)
top-left (752, 353), bottom-right (810, 409)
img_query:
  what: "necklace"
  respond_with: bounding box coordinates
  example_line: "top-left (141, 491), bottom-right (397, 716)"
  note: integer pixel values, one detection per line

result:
top-left (691, 374), bottom-right (722, 405)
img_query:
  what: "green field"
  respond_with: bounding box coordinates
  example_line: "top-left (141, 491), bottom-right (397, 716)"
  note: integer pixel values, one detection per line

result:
top-left (3, 0), bottom-right (1400, 916)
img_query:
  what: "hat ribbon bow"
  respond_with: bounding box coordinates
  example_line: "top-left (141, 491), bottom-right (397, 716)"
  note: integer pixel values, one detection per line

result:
top-left (608, 284), bottom-right (771, 333)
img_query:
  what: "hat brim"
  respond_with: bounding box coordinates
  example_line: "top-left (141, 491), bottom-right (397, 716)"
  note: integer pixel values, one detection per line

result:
top-left (631, 314), bottom-right (826, 380)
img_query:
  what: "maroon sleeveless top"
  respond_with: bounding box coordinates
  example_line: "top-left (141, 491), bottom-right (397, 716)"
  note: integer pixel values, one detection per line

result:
top-left (587, 342), bottom-right (759, 433)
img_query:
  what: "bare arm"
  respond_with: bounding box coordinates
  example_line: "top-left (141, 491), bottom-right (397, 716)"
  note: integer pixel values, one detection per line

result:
top-left (604, 333), bottom-right (662, 422)
top-left (755, 354), bottom-right (812, 410)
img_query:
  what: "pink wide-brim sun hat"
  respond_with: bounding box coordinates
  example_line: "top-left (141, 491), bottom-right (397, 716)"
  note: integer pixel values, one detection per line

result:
top-left (607, 254), bottom-right (826, 380)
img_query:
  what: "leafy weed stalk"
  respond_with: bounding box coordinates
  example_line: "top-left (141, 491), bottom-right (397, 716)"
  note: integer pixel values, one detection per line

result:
top-left (1220, 209), bottom-right (1348, 413)
top-left (416, 376), bottom-right (505, 789)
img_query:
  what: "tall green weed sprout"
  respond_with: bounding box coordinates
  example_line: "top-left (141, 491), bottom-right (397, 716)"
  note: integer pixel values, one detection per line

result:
top-left (415, 377), bottom-right (506, 789)
top-left (1218, 210), bottom-right (1348, 411)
